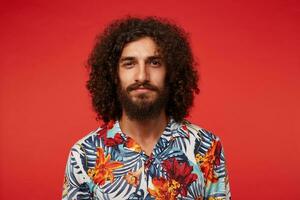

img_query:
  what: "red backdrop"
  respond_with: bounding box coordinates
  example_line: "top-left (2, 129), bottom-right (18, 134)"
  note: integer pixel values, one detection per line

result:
top-left (1, 0), bottom-right (299, 199)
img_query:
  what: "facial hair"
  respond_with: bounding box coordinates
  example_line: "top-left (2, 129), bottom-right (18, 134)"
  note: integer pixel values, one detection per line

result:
top-left (117, 81), bottom-right (169, 121)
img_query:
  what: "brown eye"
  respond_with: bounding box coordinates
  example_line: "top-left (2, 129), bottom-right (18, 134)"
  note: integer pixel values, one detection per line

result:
top-left (150, 59), bottom-right (161, 67)
top-left (123, 62), bottom-right (134, 68)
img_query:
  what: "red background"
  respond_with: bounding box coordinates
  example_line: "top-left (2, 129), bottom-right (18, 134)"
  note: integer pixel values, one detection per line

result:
top-left (1, 0), bottom-right (299, 199)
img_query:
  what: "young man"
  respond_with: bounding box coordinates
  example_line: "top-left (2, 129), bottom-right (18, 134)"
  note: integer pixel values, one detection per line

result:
top-left (63, 17), bottom-right (231, 200)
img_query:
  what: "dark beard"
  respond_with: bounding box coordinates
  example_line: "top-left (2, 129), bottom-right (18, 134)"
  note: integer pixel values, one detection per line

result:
top-left (117, 82), bottom-right (169, 121)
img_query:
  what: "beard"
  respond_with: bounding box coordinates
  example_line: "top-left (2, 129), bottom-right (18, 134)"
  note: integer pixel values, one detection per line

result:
top-left (117, 81), bottom-right (169, 121)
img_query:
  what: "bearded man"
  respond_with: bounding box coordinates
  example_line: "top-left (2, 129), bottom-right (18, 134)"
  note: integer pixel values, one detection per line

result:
top-left (62, 16), bottom-right (231, 200)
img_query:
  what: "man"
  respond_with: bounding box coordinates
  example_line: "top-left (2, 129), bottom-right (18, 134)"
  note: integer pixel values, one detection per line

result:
top-left (63, 16), bottom-right (231, 200)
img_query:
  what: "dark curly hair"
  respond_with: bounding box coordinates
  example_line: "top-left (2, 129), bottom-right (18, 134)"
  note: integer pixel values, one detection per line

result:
top-left (86, 16), bottom-right (200, 123)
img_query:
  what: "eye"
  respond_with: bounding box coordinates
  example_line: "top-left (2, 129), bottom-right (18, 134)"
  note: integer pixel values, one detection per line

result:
top-left (123, 61), bottom-right (135, 68)
top-left (150, 59), bottom-right (161, 67)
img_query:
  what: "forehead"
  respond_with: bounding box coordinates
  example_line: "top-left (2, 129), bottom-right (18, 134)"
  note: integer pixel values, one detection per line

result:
top-left (120, 37), bottom-right (160, 58)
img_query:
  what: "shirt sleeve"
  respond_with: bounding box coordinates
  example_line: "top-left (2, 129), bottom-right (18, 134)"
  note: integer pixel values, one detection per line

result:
top-left (203, 138), bottom-right (231, 200)
top-left (62, 144), bottom-right (92, 200)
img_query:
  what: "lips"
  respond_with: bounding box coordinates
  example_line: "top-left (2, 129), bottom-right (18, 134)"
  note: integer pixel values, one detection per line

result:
top-left (133, 88), bottom-right (152, 92)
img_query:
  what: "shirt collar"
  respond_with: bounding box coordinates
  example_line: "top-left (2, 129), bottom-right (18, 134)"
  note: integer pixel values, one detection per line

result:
top-left (105, 117), bottom-right (189, 141)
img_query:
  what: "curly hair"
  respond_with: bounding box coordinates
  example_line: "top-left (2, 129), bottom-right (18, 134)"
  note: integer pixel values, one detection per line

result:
top-left (86, 16), bottom-right (200, 123)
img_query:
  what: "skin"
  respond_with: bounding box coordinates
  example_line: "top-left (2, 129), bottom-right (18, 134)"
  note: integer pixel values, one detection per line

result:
top-left (118, 37), bottom-right (169, 156)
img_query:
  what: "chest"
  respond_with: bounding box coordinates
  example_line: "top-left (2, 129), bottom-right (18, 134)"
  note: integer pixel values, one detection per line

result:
top-left (86, 138), bottom-right (206, 200)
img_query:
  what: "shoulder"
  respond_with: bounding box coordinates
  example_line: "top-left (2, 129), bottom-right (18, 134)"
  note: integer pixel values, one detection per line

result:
top-left (65, 127), bottom-right (106, 175)
top-left (180, 119), bottom-right (226, 159)
top-left (69, 127), bottom-right (103, 152)
top-left (181, 121), bottom-right (231, 198)
top-left (182, 119), bottom-right (220, 142)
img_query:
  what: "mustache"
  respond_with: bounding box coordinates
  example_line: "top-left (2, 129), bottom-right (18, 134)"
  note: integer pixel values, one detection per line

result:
top-left (126, 82), bottom-right (159, 92)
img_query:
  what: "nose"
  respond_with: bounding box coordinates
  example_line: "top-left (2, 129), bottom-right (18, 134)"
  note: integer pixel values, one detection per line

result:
top-left (135, 63), bottom-right (149, 82)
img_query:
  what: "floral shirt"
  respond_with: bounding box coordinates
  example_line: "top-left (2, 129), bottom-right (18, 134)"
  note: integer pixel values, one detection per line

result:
top-left (62, 118), bottom-right (231, 200)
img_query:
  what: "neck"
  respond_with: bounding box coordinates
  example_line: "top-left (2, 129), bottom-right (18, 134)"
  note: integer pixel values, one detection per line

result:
top-left (119, 111), bottom-right (169, 155)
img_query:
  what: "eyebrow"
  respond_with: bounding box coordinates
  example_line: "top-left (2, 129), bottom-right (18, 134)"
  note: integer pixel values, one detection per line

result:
top-left (119, 56), bottom-right (163, 63)
top-left (119, 57), bottom-right (135, 63)
top-left (147, 56), bottom-right (163, 60)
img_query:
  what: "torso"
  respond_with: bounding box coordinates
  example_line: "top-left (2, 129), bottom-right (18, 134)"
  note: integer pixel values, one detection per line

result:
top-left (63, 118), bottom-right (230, 200)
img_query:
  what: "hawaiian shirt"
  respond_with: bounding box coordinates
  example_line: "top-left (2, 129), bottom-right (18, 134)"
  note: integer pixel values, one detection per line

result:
top-left (62, 118), bottom-right (231, 200)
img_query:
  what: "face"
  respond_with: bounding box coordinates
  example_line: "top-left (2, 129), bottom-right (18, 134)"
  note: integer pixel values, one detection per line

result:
top-left (117, 37), bottom-right (168, 121)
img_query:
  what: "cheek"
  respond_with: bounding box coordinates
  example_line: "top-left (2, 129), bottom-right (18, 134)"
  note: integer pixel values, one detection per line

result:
top-left (119, 68), bottom-right (135, 79)
top-left (118, 72), bottom-right (133, 88)
top-left (153, 71), bottom-right (167, 86)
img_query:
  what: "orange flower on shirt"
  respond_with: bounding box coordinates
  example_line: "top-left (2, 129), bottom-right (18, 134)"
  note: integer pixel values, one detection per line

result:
top-left (124, 168), bottom-right (143, 187)
top-left (88, 147), bottom-right (123, 186)
top-left (148, 177), bottom-right (178, 200)
top-left (195, 140), bottom-right (222, 184)
top-left (125, 137), bottom-right (142, 152)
